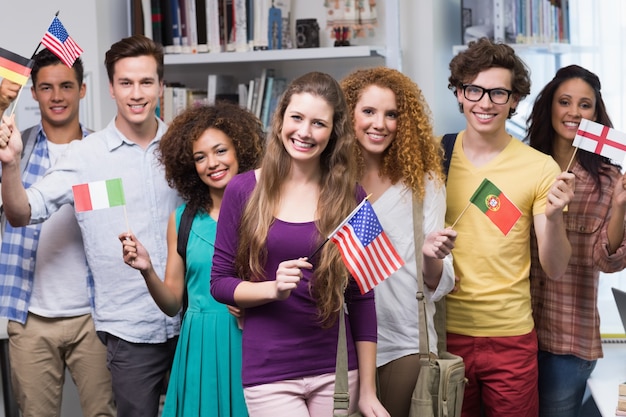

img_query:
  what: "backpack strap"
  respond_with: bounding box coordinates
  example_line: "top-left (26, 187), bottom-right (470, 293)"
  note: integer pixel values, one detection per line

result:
top-left (441, 133), bottom-right (458, 180)
top-left (177, 204), bottom-right (195, 264)
top-left (176, 204), bottom-right (195, 316)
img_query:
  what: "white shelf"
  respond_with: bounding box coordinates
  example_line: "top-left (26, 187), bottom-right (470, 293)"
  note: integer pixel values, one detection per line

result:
top-left (164, 46), bottom-right (384, 65)
top-left (452, 43), bottom-right (593, 56)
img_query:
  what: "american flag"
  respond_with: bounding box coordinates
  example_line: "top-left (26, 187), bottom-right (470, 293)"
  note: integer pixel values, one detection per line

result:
top-left (41, 17), bottom-right (84, 68)
top-left (330, 199), bottom-right (404, 294)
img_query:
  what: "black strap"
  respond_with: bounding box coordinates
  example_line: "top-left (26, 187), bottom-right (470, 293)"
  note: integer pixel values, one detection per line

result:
top-left (441, 133), bottom-right (458, 181)
top-left (176, 204), bottom-right (195, 316)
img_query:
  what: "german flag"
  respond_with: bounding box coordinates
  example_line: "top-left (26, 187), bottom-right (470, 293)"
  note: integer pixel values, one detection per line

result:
top-left (0, 48), bottom-right (34, 86)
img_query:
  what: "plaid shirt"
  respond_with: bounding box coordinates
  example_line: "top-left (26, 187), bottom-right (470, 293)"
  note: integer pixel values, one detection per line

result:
top-left (0, 124), bottom-right (93, 324)
top-left (531, 161), bottom-right (626, 360)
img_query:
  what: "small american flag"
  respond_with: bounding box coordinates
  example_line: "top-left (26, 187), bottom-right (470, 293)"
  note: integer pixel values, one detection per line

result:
top-left (330, 199), bottom-right (404, 294)
top-left (41, 17), bottom-right (84, 68)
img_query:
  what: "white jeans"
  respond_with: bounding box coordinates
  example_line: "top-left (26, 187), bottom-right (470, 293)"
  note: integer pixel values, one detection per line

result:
top-left (243, 369), bottom-right (360, 417)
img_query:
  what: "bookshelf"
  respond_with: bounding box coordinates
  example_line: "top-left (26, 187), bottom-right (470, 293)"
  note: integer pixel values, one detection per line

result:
top-left (131, 1), bottom-right (399, 128)
top-left (460, 0), bottom-right (570, 45)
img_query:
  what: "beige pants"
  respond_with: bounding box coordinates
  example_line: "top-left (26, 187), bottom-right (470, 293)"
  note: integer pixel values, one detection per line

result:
top-left (377, 353), bottom-right (425, 417)
top-left (7, 313), bottom-right (115, 417)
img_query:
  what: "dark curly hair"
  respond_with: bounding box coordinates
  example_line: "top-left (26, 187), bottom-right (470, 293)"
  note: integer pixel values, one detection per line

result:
top-left (157, 103), bottom-right (264, 213)
top-left (448, 37), bottom-right (531, 118)
top-left (527, 64), bottom-right (618, 190)
top-left (341, 67), bottom-right (444, 200)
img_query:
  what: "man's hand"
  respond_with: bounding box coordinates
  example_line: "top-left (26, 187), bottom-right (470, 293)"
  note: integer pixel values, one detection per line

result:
top-left (0, 79), bottom-right (20, 114)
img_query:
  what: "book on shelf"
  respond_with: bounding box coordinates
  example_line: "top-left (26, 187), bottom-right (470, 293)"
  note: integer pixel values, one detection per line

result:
top-left (151, 0), bottom-right (163, 45)
top-left (207, 74), bottom-right (238, 105)
top-left (238, 82), bottom-right (248, 108)
top-left (160, 0), bottom-right (174, 51)
top-left (461, 0), bottom-right (569, 45)
top-left (262, 76), bottom-right (286, 129)
top-left (195, 0), bottom-right (209, 52)
top-left (206, 0), bottom-right (222, 52)
top-left (246, 78), bottom-right (255, 112)
top-left (254, 68), bottom-right (274, 118)
top-left (142, 0), bottom-right (153, 39)
top-left (260, 74), bottom-right (274, 127)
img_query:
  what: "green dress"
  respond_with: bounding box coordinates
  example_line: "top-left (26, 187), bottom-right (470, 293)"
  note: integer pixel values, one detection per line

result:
top-left (161, 205), bottom-right (247, 417)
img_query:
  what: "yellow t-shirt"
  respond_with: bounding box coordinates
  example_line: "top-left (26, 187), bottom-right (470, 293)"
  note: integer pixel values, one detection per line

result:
top-left (445, 131), bottom-right (560, 337)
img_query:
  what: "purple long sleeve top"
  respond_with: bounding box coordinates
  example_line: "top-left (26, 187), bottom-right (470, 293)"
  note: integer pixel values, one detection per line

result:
top-left (211, 170), bottom-right (377, 387)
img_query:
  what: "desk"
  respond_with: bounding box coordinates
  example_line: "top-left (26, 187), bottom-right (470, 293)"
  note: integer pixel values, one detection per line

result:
top-left (587, 343), bottom-right (626, 417)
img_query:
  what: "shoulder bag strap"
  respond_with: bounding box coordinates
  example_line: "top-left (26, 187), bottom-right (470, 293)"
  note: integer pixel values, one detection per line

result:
top-left (413, 193), bottom-right (432, 366)
top-left (333, 304), bottom-right (350, 416)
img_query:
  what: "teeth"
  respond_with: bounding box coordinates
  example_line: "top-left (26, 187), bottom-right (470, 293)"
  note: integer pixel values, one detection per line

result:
top-left (564, 122), bottom-right (578, 127)
top-left (369, 134), bottom-right (385, 140)
top-left (130, 105), bottom-right (144, 109)
top-left (293, 139), bottom-right (313, 148)
top-left (209, 170), bottom-right (225, 178)
top-left (476, 113), bottom-right (494, 120)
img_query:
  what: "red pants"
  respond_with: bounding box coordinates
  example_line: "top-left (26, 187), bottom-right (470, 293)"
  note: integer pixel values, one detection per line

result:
top-left (447, 330), bottom-right (538, 417)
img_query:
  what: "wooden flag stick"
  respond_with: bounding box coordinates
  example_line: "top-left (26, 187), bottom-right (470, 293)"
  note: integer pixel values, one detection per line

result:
top-left (449, 201), bottom-right (472, 230)
top-left (123, 205), bottom-right (131, 235)
top-left (564, 146), bottom-right (579, 173)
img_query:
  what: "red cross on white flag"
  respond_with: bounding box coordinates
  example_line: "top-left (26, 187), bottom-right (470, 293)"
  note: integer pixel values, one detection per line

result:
top-left (573, 118), bottom-right (626, 162)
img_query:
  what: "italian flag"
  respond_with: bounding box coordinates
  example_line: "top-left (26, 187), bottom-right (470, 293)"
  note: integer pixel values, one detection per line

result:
top-left (72, 178), bottom-right (126, 212)
top-left (469, 178), bottom-right (522, 236)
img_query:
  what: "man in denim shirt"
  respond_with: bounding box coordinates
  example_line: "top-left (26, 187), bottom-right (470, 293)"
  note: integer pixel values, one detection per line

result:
top-left (0, 35), bottom-right (181, 417)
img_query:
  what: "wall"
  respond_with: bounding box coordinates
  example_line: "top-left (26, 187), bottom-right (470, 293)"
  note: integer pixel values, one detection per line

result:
top-left (0, 0), bottom-right (128, 130)
top-left (401, 0), bottom-right (466, 135)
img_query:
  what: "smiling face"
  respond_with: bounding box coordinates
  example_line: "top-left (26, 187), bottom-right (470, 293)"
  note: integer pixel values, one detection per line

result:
top-left (108, 55), bottom-right (163, 135)
top-left (193, 127), bottom-right (239, 191)
top-left (31, 63), bottom-right (85, 130)
top-left (353, 85), bottom-right (398, 160)
top-left (281, 92), bottom-right (334, 167)
top-left (458, 67), bottom-right (519, 136)
top-left (551, 77), bottom-right (597, 144)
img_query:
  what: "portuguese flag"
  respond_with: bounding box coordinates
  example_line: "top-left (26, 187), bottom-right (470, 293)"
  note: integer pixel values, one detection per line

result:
top-left (72, 178), bottom-right (126, 212)
top-left (469, 178), bottom-right (522, 236)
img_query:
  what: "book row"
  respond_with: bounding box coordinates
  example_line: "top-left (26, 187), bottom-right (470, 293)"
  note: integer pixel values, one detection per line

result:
top-left (131, 0), bottom-right (294, 54)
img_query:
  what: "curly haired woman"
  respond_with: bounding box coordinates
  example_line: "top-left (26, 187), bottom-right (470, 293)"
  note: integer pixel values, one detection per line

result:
top-left (120, 102), bottom-right (264, 417)
top-left (341, 67), bottom-right (456, 417)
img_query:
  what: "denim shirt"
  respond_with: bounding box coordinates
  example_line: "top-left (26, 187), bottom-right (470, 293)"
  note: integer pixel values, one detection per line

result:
top-left (27, 118), bottom-right (182, 343)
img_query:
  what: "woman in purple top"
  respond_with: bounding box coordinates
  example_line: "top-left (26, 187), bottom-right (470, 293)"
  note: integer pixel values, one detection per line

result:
top-left (211, 72), bottom-right (389, 417)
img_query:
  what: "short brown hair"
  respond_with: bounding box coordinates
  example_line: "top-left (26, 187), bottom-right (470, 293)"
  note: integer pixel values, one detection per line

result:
top-left (104, 34), bottom-right (163, 83)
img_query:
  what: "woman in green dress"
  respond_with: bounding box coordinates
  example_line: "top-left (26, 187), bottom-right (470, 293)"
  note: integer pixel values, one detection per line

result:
top-left (119, 102), bottom-right (264, 416)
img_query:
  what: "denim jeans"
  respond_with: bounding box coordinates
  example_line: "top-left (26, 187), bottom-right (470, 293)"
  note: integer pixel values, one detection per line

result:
top-left (537, 350), bottom-right (597, 417)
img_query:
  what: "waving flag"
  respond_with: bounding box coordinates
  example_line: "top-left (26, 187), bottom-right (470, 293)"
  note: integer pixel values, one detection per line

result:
top-left (573, 118), bottom-right (626, 163)
top-left (330, 198), bottom-right (404, 294)
top-left (0, 48), bottom-right (34, 86)
top-left (42, 17), bottom-right (84, 67)
top-left (470, 178), bottom-right (522, 236)
top-left (72, 178), bottom-right (126, 212)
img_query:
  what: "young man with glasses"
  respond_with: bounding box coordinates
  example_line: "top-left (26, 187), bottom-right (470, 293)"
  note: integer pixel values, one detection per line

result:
top-left (442, 37), bottom-right (575, 417)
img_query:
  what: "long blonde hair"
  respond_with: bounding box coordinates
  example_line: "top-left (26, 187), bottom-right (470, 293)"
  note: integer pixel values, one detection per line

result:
top-left (235, 72), bottom-right (358, 326)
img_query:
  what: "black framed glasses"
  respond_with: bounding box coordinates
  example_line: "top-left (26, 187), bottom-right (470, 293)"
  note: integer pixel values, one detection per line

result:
top-left (461, 84), bottom-right (513, 105)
